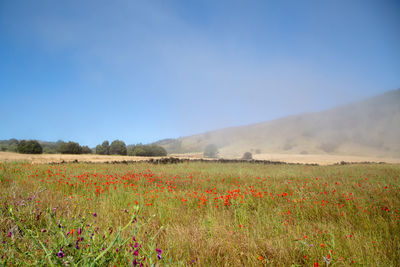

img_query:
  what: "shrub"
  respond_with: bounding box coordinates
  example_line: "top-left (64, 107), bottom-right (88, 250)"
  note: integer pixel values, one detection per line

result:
top-left (203, 144), bottom-right (218, 158)
top-left (57, 141), bottom-right (82, 154)
top-left (7, 138), bottom-right (19, 152)
top-left (242, 152), bottom-right (252, 160)
top-left (319, 141), bottom-right (339, 153)
top-left (17, 140), bottom-right (43, 154)
top-left (109, 140), bottom-right (127, 155)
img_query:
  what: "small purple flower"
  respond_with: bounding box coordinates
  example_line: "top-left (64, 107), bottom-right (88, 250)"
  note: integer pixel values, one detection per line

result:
top-left (156, 248), bottom-right (162, 260)
top-left (133, 249), bottom-right (139, 256)
top-left (93, 212), bottom-right (97, 217)
top-left (75, 244), bottom-right (80, 250)
top-left (132, 259), bottom-right (138, 266)
top-left (134, 242), bottom-right (139, 248)
top-left (116, 248), bottom-right (119, 252)
top-left (7, 232), bottom-right (11, 238)
top-left (57, 249), bottom-right (64, 258)
top-left (78, 228), bottom-right (82, 235)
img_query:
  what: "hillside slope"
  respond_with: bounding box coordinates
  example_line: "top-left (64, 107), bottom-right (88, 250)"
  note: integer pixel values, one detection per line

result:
top-left (156, 89), bottom-right (400, 158)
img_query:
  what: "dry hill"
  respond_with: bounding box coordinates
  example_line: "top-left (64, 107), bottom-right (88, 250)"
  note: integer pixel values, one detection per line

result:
top-left (156, 89), bottom-right (400, 158)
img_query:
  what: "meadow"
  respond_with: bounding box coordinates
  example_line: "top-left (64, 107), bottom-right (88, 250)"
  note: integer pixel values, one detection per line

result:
top-left (0, 161), bottom-right (399, 266)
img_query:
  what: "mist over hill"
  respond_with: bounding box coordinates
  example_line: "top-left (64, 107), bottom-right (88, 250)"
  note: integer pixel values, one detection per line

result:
top-left (155, 89), bottom-right (400, 158)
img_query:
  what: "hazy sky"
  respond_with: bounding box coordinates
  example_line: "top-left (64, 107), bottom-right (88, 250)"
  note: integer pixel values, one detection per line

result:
top-left (1, 0), bottom-right (399, 147)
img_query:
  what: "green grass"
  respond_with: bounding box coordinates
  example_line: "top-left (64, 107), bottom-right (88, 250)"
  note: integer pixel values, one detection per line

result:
top-left (0, 161), bottom-right (399, 266)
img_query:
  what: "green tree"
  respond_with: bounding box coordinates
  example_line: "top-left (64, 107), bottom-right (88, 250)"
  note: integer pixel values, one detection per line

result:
top-left (109, 140), bottom-right (127, 155)
top-left (57, 141), bottom-right (82, 154)
top-left (17, 140), bottom-right (43, 154)
top-left (127, 144), bottom-right (167, 157)
top-left (95, 141), bottom-right (110, 155)
top-left (203, 144), bottom-right (218, 158)
top-left (81, 146), bottom-right (92, 154)
top-left (131, 147), bottom-right (147, 156)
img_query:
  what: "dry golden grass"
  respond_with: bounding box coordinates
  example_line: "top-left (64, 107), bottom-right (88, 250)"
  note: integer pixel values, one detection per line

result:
top-left (0, 152), bottom-right (154, 164)
top-left (2, 151), bottom-right (400, 165)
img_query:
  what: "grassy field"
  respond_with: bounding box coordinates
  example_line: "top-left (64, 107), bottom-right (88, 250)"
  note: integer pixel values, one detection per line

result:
top-left (2, 151), bottom-right (400, 165)
top-left (0, 161), bottom-right (399, 266)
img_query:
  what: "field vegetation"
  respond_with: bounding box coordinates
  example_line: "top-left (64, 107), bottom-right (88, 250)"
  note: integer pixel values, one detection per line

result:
top-left (0, 161), bottom-right (399, 266)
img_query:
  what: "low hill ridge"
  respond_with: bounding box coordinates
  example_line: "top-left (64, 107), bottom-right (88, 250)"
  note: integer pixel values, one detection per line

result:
top-left (155, 89), bottom-right (400, 158)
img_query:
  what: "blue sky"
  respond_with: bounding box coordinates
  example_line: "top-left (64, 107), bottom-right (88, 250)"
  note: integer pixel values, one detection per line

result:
top-left (1, 0), bottom-right (399, 147)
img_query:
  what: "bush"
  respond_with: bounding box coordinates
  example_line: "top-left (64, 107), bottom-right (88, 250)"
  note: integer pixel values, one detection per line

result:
top-left (17, 140), bottom-right (43, 154)
top-left (204, 144), bottom-right (218, 158)
top-left (319, 141), bottom-right (339, 153)
top-left (57, 141), bottom-right (82, 154)
top-left (7, 138), bottom-right (19, 152)
top-left (242, 152), bottom-right (252, 160)
top-left (95, 141), bottom-right (110, 155)
top-left (127, 145), bottom-right (167, 157)
top-left (109, 140), bottom-right (127, 155)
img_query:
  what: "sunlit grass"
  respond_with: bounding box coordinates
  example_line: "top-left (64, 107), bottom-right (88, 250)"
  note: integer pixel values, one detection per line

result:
top-left (0, 161), bottom-right (399, 265)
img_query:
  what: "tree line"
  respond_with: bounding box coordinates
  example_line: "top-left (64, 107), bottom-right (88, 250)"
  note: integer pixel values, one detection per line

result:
top-left (0, 139), bottom-right (167, 157)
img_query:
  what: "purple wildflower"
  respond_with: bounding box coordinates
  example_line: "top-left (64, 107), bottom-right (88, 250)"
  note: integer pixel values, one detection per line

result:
top-left (133, 249), bottom-right (139, 256)
top-left (57, 249), bottom-right (64, 258)
top-left (156, 248), bottom-right (162, 260)
top-left (7, 232), bottom-right (11, 238)
top-left (93, 212), bottom-right (97, 217)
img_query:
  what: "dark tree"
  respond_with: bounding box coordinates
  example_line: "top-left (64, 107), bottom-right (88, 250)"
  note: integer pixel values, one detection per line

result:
top-left (203, 144), bottom-right (218, 158)
top-left (109, 140), bottom-right (127, 155)
top-left (81, 146), bottom-right (92, 154)
top-left (17, 140), bottom-right (43, 154)
top-left (57, 141), bottom-right (82, 154)
top-left (95, 141), bottom-right (110, 155)
top-left (242, 152), bottom-right (253, 160)
top-left (127, 144), bottom-right (167, 157)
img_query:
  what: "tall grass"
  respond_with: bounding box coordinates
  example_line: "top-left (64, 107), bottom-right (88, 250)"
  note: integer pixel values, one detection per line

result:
top-left (0, 161), bottom-right (399, 265)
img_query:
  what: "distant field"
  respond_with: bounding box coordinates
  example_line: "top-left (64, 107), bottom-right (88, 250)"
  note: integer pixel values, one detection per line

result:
top-left (0, 152), bottom-right (155, 164)
top-left (2, 151), bottom-right (399, 165)
top-left (0, 161), bottom-right (399, 265)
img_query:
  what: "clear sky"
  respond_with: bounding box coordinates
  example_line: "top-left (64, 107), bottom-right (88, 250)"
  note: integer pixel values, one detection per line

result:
top-left (1, 0), bottom-right (399, 147)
